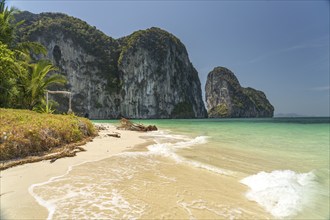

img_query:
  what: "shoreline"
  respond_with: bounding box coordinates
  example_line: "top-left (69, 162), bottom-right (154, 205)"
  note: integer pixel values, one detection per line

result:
top-left (0, 123), bottom-right (150, 220)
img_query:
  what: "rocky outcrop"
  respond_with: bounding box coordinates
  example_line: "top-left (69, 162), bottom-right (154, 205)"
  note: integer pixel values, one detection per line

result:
top-left (118, 28), bottom-right (206, 118)
top-left (15, 12), bottom-right (121, 119)
top-left (15, 12), bottom-right (206, 119)
top-left (205, 67), bottom-right (274, 118)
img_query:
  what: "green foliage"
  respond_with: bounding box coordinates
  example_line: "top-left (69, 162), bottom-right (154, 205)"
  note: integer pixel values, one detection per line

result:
top-left (118, 27), bottom-right (182, 66)
top-left (0, 42), bottom-right (18, 106)
top-left (243, 87), bottom-right (274, 113)
top-left (171, 101), bottom-right (195, 118)
top-left (0, 1), bottom-right (65, 110)
top-left (16, 60), bottom-right (66, 109)
top-left (212, 67), bottom-right (241, 90)
top-left (33, 99), bottom-right (57, 114)
top-left (0, 108), bottom-right (97, 161)
top-left (16, 12), bottom-right (121, 94)
top-left (15, 41), bottom-right (47, 59)
top-left (0, 0), bottom-right (16, 45)
top-left (208, 103), bottom-right (229, 118)
top-left (20, 13), bottom-right (117, 57)
top-left (232, 96), bottom-right (244, 109)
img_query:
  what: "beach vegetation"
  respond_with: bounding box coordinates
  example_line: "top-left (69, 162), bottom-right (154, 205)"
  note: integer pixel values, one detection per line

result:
top-left (17, 60), bottom-right (66, 110)
top-left (0, 42), bottom-right (19, 106)
top-left (0, 0), bottom-right (63, 110)
top-left (34, 100), bottom-right (56, 114)
top-left (0, 1), bottom-right (97, 170)
top-left (0, 108), bottom-right (97, 168)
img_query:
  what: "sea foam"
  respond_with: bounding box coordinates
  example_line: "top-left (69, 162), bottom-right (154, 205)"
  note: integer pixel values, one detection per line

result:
top-left (28, 166), bottom-right (74, 220)
top-left (240, 170), bottom-right (318, 218)
top-left (146, 134), bottom-right (234, 176)
top-left (146, 135), bottom-right (208, 162)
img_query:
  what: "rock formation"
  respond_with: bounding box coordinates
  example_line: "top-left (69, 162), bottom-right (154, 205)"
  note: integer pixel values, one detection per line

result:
top-left (15, 12), bottom-right (207, 119)
top-left (205, 67), bottom-right (274, 118)
top-left (118, 28), bottom-right (206, 118)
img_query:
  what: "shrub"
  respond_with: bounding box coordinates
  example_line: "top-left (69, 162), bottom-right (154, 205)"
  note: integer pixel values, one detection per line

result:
top-left (0, 108), bottom-right (97, 161)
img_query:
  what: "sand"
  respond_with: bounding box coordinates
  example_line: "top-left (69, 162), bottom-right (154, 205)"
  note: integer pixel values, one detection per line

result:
top-left (0, 123), bottom-right (149, 220)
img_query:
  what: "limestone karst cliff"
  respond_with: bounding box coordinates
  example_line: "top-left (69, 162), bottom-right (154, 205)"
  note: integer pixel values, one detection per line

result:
top-left (205, 67), bottom-right (274, 118)
top-left (15, 11), bottom-right (207, 119)
top-left (117, 28), bottom-right (206, 118)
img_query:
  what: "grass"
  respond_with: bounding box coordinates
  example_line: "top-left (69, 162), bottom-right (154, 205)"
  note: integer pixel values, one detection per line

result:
top-left (0, 108), bottom-right (97, 169)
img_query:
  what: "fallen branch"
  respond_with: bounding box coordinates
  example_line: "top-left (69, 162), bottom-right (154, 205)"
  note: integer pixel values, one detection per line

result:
top-left (0, 137), bottom-right (93, 170)
top-left (107, 132), bottom-right (121, 138)
top-left (117, 118), bottom-right (157, 132)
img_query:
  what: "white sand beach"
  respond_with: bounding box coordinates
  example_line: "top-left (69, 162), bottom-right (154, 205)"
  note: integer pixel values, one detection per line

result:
top-left (0, 124), bottom-right (149, 220)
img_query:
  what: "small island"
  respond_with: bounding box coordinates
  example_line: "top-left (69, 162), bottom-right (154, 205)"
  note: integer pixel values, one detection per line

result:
top-left (205, 67), bottom-right (274, 118)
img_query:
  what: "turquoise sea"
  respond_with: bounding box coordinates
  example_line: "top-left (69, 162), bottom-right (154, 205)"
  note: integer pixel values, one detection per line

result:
top-left (31, 118), bottom-right (329, 219)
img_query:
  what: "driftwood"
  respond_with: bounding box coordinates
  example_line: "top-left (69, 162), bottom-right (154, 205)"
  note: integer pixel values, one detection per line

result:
top-left (95, 124), bottom-right (107, 131)
top-left (0, 137), bottom-right (92, 170)
top-left (117, 118), bottom-right (157, 132)
top-left (107, 132), bottom-right (121, 138)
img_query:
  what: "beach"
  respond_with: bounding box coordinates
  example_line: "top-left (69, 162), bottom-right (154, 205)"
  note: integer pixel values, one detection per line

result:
top-left (1, 118), bottom-right (329, 219)
top-left (0, 124), bottom-right (150, 220)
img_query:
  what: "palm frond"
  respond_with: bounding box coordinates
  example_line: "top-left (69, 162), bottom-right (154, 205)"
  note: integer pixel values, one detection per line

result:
top-left (43, 74), bottom-right (67, 88)
top-left (16, 41), bottom-right (47, 56)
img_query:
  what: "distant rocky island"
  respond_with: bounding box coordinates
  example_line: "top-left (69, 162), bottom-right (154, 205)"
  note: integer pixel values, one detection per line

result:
top-left (15, 11), bottom-right (274, 119)
top-left (205, 67), bottom-right (274, 118)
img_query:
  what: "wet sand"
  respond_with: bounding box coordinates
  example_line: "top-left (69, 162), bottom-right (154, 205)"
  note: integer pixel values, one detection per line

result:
top-left (0, 124), bottom-right (148, 220)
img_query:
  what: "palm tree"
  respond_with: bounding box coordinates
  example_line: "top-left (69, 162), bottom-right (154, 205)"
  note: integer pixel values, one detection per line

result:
top-left (0, 42), bottom-right (21, 107)
top-left (0, 0), bottom-right (15, 45)
top-left (1, 0), bottom-right (46, 57)
top-left (0, 0), bottom-right (24, 107)
top-left (1, 0), bottom-right (66, 109)
top-left (17, 60), bottom-right (67, 109)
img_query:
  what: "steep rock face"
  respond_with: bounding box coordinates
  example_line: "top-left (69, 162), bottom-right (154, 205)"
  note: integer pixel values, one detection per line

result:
top-left (205, 67), bottom-right (274, 118)
top-left (15, 12), bottom-right (121, 118)
top-left (118, 28), bottom-right (206, 118)
top-left (15, 12), bottom-right (206, 118)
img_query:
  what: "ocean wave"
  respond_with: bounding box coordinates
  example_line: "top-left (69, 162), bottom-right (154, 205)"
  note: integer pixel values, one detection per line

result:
top-left (90, 189), bottom-right (145, 219)
top-left (28, 166), bottom-right (75, 220)
top-left (29, 161), bottom-right (148, 220)
top-left (240, 170), bottom-right (319, 218)
top-left (177, 199), bottom-right (243, 220)
top-left (113, 127), bottom-right (234, 177)
top-left (28, 130), bottom-right (231, 220)
top-left (146, 134), bottom-right (234, 176)
top-left (146, 135), bottom-right (208, 162)
top-left (188, 160), bottom-right (234, 176)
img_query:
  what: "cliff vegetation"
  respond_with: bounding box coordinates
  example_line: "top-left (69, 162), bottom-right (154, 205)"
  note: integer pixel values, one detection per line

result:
top-left (15, 11), bottom-right (121, 94)
top-left (11, 11), bottom-right (207, 119)
top-left (118, 27), bottom-right (181, 66)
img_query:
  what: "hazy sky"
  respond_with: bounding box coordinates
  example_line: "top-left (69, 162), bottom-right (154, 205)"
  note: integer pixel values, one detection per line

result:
top-left (8, 0), bottom-right (330, 116)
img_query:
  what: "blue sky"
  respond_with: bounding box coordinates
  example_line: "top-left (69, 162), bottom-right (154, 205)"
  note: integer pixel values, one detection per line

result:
top-left (8, 0), bottom-right (330, 116)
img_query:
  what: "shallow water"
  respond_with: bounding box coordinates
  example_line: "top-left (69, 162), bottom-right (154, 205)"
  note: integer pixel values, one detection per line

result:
top-left (30, 118), bottom-right (330, 219)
